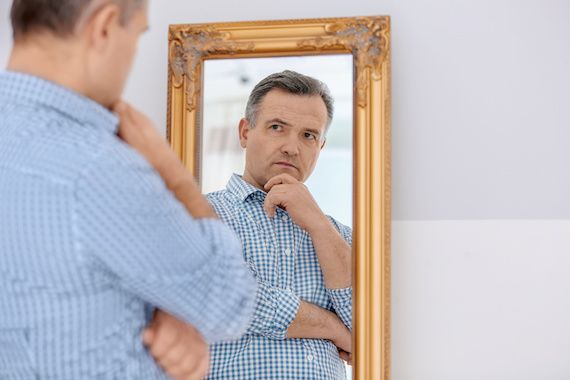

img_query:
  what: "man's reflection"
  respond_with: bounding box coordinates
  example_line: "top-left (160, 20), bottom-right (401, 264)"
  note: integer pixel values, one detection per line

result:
top-left (205, 70), bottom-right (353, 380)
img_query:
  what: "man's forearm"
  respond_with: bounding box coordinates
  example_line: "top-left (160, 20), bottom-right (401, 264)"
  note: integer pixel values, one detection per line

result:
top-left (286, 300), bottom-right (350, 352)
top-left (307, 219), bottom-right (352, 289)
top-left (159, 160), bottom-right (217, 219)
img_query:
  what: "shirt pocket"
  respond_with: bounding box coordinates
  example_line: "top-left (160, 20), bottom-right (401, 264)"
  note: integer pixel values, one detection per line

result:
top-left (0, 328), bottom-right (37, 379)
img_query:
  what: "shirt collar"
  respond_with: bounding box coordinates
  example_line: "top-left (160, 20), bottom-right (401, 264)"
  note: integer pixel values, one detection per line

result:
top-left (0, 71), bottom-right (119, 134)
top-left (226, 173), bottom-right (267, 202)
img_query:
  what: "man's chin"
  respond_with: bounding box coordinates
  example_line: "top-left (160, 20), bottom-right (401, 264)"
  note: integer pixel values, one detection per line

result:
top-left (268, 167), bottom-right (302, 181)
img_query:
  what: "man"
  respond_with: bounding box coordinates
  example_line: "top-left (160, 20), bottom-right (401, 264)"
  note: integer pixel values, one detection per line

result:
top-left (205, 70), bottom-right (353, 380)
top-left (0, 1), bottom-right (255, 379)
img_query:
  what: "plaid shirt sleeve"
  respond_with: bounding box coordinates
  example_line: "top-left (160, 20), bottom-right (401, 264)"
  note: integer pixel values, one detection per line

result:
top-left (326, 218), bottom-right (353, 331)
top-left (75, 144), bottom-right (257, 344)
top-left (245, 280), bottom-right (301, 339)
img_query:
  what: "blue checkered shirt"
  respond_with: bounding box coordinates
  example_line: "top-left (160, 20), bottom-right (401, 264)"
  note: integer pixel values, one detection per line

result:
top-left (0, 72), bottom-right (256, 379)
top-left (205, 174), bottom-right (352, 380)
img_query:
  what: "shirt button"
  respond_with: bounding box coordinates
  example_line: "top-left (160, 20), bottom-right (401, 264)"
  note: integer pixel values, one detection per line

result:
top-left (284, 248), bottom-right (291, 256)
top-left (306, 354), bottom-right (314, 362)
top-left (281, 215), bottom-right (289, 222)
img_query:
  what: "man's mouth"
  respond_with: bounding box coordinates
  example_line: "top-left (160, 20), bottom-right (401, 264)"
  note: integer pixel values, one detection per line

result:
top-left (274, 161), bottom-right (298, 170)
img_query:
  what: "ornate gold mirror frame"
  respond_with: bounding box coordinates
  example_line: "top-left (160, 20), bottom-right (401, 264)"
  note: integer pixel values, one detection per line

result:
top-left (166, 16), bottom-right (391, 380)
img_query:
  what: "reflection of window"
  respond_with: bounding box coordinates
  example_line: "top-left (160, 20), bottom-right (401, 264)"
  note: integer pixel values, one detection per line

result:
top-left (205, 126), bottom-right (241, 154)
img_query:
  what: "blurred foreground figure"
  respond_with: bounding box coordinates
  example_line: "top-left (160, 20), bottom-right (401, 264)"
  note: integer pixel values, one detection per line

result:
top-left (0, 1), bottom-right (256, 378)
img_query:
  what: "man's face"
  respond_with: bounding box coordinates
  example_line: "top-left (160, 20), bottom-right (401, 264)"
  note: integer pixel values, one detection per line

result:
top-left (239, 88), bottom-right (328, 189)
top-left (87, 2), bottom-right (149, 106)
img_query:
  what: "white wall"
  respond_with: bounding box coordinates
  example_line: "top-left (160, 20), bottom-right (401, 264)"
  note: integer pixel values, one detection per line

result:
top-left (392, 220), bottom-right (570, 380)
top-left (1, 1), bottom-right (570, 379)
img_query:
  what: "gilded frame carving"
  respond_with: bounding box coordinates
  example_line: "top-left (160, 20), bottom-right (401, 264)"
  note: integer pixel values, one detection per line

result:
top-left (166, 16), bottom-right (391, 380)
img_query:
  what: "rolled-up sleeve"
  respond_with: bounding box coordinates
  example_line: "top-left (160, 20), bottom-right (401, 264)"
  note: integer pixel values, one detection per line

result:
top-left (327, 217), bottom-right (353, 331)
top-left (246, 280), bottom-right (300, 340)
top-left (326, 287), bottom-right (352, 331)
top-left (74, 144), bottom-right (257, 344)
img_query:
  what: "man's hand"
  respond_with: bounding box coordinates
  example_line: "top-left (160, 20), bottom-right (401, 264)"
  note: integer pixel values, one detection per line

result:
top-left (263, 173), bottom-right (329, 234)
top-left (113, 101), bottom-right (216, 219)
top-left (113, 101), bottom-right (186, 189)
top-left (286, 300), bottom-right (352, 353)
top-left (330, 318), bottom-right (352, 354)
top-left (338, 350), bottom-right (353, 366)
top-left (143, 310), bottom-right (210, 380)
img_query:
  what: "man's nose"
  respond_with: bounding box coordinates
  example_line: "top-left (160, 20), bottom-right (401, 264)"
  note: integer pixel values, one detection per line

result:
top-left (281, 135), bottom-right (300, 156)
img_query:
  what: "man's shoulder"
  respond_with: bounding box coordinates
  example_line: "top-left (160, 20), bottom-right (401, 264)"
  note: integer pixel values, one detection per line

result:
top-left (0, 103), bottom-right (121, 184)
top-left (325, 215), bottom-right (352, 243)
top-left (206, 188), bottom-right (245, 205)
top-left (205, 189), bottom-right (242, 222)
top-left (77, 138), bottom-right (163, 192)
top-left (326, 215), bottom-right (351, 230)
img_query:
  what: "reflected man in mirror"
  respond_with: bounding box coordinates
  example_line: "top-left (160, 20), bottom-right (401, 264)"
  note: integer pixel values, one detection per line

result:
top-left (208, 70), bottom-right (352, 379)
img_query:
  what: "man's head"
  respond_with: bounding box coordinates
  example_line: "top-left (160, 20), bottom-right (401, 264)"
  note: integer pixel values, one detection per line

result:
top-left (239, 70), bottom-right (334, 189)
top-left (9, 0), bottom-right (148, 107)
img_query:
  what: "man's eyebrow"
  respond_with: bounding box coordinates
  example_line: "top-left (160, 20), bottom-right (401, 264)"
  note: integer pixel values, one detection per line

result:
top-left (266, 118), bottom-right (291, 126)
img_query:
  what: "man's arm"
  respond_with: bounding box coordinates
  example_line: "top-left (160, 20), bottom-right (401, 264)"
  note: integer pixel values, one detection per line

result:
top-left (263, 174), bottom-right (353, 330)
top-left (316, 219), bottom-right (353, 330)
top-left (263, 174), bottom-right (351, 290)
top-left (82, 102), bottom-right (256, 378)
top-left (243, 280), bottom-right (350, 351)
top-left (286, 300), bottom-right (351, 353)
top-left (114, 101), bottom-right (215, 219)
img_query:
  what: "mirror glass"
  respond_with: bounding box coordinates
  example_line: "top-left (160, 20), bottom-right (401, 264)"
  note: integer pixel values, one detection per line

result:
top-left (202, 54), bottom-right (353, 378)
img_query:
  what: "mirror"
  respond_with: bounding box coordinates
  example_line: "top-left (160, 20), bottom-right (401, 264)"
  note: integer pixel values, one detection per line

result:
top-left (167, 16), bottom-right (391, 380)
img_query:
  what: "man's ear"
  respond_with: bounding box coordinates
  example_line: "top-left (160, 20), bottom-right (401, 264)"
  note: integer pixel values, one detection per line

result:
top-left (320, 138), bottom-right (326, 150)
top-left (238, 118), bottom-right (250, 149)
top-left (85, 3), bottom-right (121, 52)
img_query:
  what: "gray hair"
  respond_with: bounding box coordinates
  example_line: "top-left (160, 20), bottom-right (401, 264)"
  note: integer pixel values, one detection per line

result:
top-left (244, 70), bottom-right (334, 131)
top-left (10, 0), bottom-right (145, 39)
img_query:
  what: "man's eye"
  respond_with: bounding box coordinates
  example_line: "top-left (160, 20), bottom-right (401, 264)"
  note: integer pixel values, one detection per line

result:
top-left (270, 124), bottom-right (282, 131)
top-left (304, 132), bottom-right (316, 140)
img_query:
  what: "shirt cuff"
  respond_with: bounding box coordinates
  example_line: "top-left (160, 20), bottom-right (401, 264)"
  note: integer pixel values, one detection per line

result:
top-left (248, 283), bottom-right (301, 340)
top-left (326, 286), bottom-right (352, 330)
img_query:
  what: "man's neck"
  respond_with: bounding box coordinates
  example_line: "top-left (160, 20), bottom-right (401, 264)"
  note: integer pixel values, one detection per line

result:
top-left (241, 172), bottom-right (266, 192)
top-left (7, 36), bottom-right (88, 98)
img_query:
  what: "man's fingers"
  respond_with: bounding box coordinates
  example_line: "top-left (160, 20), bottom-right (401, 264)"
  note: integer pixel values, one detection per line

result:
top-left (196, 355), bottom-right (211, 379)
top-left (167, 352), bottom-right (206, 379)
top-left (338, 350), bottom-right (352, 363)
top-left (264, 173), bottom-right (298, 191)
top-left (263, 191), bottom-right (286, 217)
top-left (149, 323), bottom-right (180, 359)
top-left (168, 348), bottom-right (209, 380)
top-left (115, 103), bottom-right (137, 140)
top-left (142, 328), bottom-right (155, 346)
top-left (263, 199), bottom-right (276, 218)
top-left (263, 193), bottom-right (277, 217)
top-left (112, 101), bottom-right (126, 114)
top-left (159, 342), bottom-right (189, 368)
